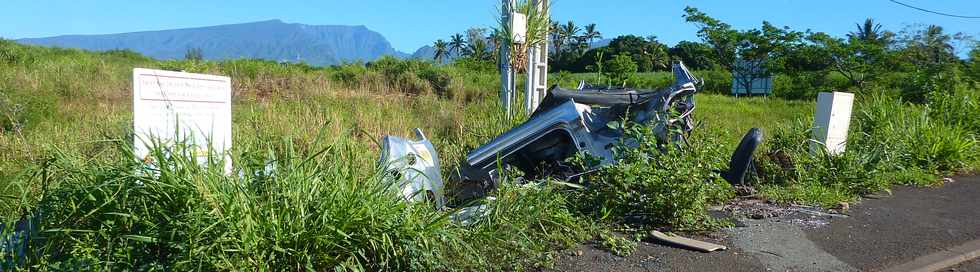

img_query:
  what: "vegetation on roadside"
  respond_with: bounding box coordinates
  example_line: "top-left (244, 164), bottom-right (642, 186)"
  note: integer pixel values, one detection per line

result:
top-left (2, 4), bottom-right (979, 270)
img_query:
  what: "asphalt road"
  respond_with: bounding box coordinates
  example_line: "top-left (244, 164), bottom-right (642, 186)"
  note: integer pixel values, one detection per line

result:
top-left (806, 175), bottom-right (980, 271)
top-left (549, 176), bottom-right (980, 271)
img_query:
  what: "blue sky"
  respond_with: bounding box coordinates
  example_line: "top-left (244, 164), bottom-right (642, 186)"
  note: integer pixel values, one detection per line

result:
top-left (3, 0), bottom-right (978, 54)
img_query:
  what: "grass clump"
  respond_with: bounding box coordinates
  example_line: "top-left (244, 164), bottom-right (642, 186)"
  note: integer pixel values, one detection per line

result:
top-left (11, 133), bottom-right (589, 271)
top-left (757, 89), bottom-right (979, 206)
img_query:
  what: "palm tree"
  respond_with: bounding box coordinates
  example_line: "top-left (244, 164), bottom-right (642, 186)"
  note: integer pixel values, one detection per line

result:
top-left (432, 39), bottom-right (448, 63)
top-left (449, 33), bottom-right (467, 58)
top-left (466, 39), bottom-right (490, 61)
top-left (560, 21), bottom-right (581, 52)
top-left (923, 25), bottom-right (953, 51)
top-left (923, 25), bottom-right (955, 64)
top-left (550, 21), bottom-right (564, 60)
top-left (849, 18), bottom-right (888, 44)
top-left (583, 23), bottom-right (602, 47)
top-left (489, 29), bottom-right (502, 61)
top-left (571, 37), bottom-right (589, 56)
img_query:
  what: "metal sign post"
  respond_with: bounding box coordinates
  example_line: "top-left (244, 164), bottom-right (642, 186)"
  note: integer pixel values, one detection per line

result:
top-left (524, 0), bottom-right (548, 114)
top-left (501, 0), bottom-right (548, 117)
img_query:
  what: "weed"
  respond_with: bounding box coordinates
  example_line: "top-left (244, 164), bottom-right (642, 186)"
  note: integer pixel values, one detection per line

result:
top-left (597, 229), bottom-right (639, 257)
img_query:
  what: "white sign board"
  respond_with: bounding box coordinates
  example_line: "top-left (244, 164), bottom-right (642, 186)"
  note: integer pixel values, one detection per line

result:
top-left (133, 68), bottom-right (232, 171)
top-left (811, 92), bottom-right (854, 156)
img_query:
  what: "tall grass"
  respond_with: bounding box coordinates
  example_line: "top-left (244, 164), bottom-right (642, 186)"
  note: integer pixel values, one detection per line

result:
top-left (10, 131), bottom-right (589, 270)
top-left (758, 89), bottom-right (979, 206)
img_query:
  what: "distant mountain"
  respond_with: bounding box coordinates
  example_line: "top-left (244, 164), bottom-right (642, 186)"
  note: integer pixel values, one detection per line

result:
top-left (411, 45), bottom-right (435, 60)
top-left (590, 38), bottom-right (612, 48)
top-left (16, 19), bottom-right (409, 66)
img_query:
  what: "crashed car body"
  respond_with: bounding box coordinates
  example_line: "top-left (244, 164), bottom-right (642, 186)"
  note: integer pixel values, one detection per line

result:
top-left (380, 61), bottom-right (702, 206)
top-left (455, 61), bottom-right (700, 187)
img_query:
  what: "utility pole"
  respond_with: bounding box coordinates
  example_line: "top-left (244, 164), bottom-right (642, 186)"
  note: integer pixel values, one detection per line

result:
top-left (500, 0), bottom-right (517, 118)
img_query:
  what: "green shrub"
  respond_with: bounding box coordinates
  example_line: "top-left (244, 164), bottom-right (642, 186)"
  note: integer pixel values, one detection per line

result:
top-left (0, 39), bottom-right (36, 66)
top-left (574, 122), bottom-right (732, 231)
top-left (856, 93), bottom-right (978, 172)
top-left (330, 62), bottom-right (369, 86)
top-left (928, 86), bottom-right (980, 135)
top-left (696, 69), bottom-right (733, 94)
top-left (451, 57), bottom-right (496, 74)
top-left (417, 65), bottom-right (453, 97)
top-left (603, 54), bottom-right (638, 86)
top-left (0, 89), bottom-right (57, 133)
top-left (773, 71), bottom-right (839, 99)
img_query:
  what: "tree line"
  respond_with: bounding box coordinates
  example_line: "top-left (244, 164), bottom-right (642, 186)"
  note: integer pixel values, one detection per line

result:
top-left (428, 6), bottom-right (979, 100)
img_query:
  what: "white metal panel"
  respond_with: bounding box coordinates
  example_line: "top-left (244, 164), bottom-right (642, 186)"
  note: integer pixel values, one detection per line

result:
top-left (811, 92), bottom-right (854, 155)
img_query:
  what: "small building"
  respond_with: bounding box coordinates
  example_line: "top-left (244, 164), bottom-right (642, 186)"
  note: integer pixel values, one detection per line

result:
top-left (731, 57), bottom-right (773, 96)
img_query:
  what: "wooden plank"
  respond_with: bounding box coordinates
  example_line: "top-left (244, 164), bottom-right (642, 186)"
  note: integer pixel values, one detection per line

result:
top-left (650, 230), bottom-right (727, 252)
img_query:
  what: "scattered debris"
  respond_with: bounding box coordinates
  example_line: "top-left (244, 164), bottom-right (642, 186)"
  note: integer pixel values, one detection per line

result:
top-left (649, 230), bottom-right (727, 252)
top-left (449, 200), bottom-right (493, 226)
top-left (378, 128), bottom-right (447, 208)
top-left (1, 216), bottom-right (34, 267)
top-left (724, 197), bottom-right (847, 229)
top-left (734, 185), bottom-right (757, 197)
top-left (944, 177), bottom-right (956, 183)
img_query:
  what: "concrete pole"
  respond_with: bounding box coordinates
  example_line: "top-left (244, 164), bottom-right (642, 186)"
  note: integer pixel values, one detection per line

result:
top-left (500, 0), bottom-right (516, 118)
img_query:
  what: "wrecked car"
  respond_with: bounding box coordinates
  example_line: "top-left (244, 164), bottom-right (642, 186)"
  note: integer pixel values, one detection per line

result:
top-left (379, 61), bottom-right (760, 207)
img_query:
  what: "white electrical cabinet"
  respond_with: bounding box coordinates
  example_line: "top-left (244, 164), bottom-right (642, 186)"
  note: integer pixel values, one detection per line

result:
top-left (510, 12), bottom-right (527, 44)
top-left (811, 92), bottom-right (854, 155)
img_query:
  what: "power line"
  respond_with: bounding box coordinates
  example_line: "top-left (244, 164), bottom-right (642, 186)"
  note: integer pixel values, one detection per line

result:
top-left (887, 0), bottom-right (980, 19)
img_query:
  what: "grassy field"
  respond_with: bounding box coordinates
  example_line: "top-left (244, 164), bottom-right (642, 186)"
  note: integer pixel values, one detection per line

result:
top-left (1, 40), bottom-right (977, 270)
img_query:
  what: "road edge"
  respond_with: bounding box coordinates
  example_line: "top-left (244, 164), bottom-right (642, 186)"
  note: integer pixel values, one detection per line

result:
top-left (882, 238), bottom-right (980, 272)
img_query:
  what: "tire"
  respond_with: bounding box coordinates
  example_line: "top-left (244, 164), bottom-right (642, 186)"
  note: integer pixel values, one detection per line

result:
top-left (723, 128), bottom-right (763, 186)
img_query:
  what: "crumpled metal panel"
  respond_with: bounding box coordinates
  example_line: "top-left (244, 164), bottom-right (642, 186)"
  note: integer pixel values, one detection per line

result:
top-left (378, 128), bottom-right (446, 209)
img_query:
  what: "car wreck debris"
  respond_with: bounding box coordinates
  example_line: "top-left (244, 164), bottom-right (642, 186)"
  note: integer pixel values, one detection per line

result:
top-left (379, 61), bottom-right (762, 208)
top-left (378, 128), bottom-right (447, 209)
top-left (1, 215), bottom-right (34, 267)
top-left (452, 61), bottom-right (702, 196)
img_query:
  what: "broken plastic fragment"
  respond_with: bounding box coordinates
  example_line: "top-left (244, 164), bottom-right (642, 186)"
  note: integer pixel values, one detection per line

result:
top-left (378, 128), bottom-right (446, 209)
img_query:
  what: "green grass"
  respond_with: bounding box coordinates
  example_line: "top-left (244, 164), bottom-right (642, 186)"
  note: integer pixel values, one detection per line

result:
top-left (2, 39), bottom-right (978, 270)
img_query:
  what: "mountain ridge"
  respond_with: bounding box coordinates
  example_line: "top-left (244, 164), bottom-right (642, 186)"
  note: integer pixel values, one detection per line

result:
top-left (16, 19), bottom-right (423, 66)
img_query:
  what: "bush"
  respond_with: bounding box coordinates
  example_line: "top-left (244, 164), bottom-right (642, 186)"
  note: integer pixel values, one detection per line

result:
top-left (928, 86), bottom-right (980, 135)
top-left (774, 71), bottom-right (842, 99)
top-left (573, 122), bottom-right (732, 231)
top-left (451, 57), bottom-right (496, 74)
top-left (331, 62), bottom-right (369, 86)
top-left (603, 54), bottom-right (638, 86)
top-left (0, 40), bottom-right (36, 66)
top-left (695, 69), bottom-right (733, 95)
top-left (0, 89), bottom-right (57, 133)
